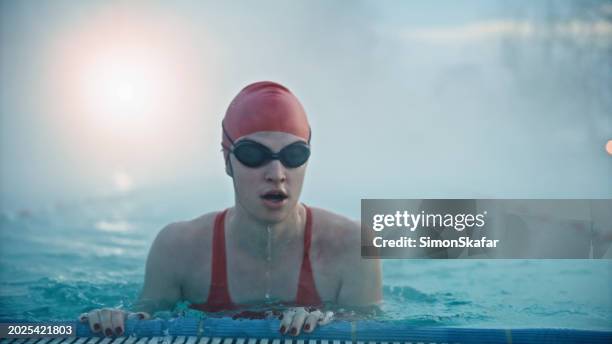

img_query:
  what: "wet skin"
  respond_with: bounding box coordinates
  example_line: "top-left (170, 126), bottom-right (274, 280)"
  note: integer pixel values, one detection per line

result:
top-left (82, 132), bottom-right (382, 336)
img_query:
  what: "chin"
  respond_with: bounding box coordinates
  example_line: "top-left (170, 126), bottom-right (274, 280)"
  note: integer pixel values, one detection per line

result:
top-left (258, 201), bottom-right (299, 224)
top-left (258, 207), bottom-right (290, 224)
top-left (240, 197), bottom-right (298, 224)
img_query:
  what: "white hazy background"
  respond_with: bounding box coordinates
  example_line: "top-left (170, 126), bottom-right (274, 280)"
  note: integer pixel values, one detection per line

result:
top-left (1, 0), bottom-right (611, 218)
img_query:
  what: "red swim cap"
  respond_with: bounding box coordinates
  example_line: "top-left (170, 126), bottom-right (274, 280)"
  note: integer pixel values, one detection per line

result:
top-left (222, 81), bottom-right (310, 156)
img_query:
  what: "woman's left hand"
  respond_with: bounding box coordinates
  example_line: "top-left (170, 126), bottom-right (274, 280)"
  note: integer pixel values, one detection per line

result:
top-left (279, 307), bottom-right (334, 336)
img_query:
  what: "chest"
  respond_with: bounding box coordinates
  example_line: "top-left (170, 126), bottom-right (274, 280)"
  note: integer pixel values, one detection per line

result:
top-left (182, 240), bottom-right (343, 304)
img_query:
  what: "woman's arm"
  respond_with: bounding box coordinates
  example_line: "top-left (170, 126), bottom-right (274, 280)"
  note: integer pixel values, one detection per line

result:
top-left (279, 220), bottom-right (382, 336)
top-left (81, 224), bottom-right (183, 336)
top-left (134, 224), bottom-right (183, 313)
top-left (337, 221), bottom-right (382, 306)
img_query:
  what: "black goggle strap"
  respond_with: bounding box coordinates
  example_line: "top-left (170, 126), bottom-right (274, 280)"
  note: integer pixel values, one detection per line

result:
top-left (221, 120), bottom-right (235, 152)
top-left (221, 121), bottom-right (235, 177)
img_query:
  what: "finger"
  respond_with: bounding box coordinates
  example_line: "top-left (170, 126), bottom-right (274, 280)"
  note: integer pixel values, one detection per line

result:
top-left (289, 307), bottom-right (308, 336)
top-left (279, 309), bottom-right (296, 335)
top-left (135, 312), bottom-right (151, 320)
top-left (79, 313), bottom-right (88, 323)
top-left (111, 310), bottom-right (125, 336)
top-left (87, 310), bottom-right (102, 333)
top-left (265, 310), bottom-right (281, 319)
top-left (266, 309), bottom-right (283, 320)
top-left (127, 311), bottom-right (150, 320)
top-left (99, 309), bottom-right (114, 337)
top-left (318, 311), bottom-right (334, 326)
top-left (303, 310), bottom-right (322, 333)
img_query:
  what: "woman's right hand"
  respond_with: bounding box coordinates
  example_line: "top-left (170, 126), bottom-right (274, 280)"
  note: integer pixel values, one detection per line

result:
top-left (279, 307), bottom-right (334, 336)
top-left (79, 309), bottom-right (150, 337)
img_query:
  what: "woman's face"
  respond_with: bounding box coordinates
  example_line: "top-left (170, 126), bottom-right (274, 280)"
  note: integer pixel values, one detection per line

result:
top-left (227, 131), bottom-right (308, 223)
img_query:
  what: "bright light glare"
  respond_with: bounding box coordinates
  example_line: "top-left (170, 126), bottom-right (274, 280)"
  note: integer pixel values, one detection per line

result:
top-left (47, 5), bottom-right (218, 190)
top-left (116, 82), bottom-right (135, 102)
top-left (50, 7), bottom-right (201, 140)
top-left (82, 52), bottom-right (160, 125)
top-left (112, 170), bottom-right (134, 193)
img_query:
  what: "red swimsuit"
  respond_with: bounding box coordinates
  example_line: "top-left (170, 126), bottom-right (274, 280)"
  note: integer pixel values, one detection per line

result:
top-left (190, 204), bottom-right (322, 312)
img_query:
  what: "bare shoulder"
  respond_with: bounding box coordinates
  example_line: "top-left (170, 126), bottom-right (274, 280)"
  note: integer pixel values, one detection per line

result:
top-left (150, 211), bottom-right (219, 265)
top-left (309, 206), bottom-right (360, 250)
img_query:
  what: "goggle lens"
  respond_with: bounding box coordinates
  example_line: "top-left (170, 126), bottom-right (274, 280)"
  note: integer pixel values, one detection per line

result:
top-left (232, 140), bottom-right (310, 168)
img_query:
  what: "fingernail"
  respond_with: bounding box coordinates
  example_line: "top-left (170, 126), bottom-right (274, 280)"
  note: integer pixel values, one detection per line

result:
top-left (93, 324), bottom-right (100, 331)
top-left (115, 327), bottom-right (123, 335)
top-left (304, 324), bottom-right (310, 331)
top-left (279, 326), bottom-right (286, 334)
top-left (291, 328), bottom-right (297, 335)
top-left (105, 328), bottom-right (112, 336)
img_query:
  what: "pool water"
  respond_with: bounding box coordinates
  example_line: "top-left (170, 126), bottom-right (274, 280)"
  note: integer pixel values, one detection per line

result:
top-left (0, 191), bottom-right (610, 330)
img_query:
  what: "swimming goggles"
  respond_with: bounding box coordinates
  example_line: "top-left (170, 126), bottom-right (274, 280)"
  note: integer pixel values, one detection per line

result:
top-left (222, 120), bottom-right (312, 168)
top-left (229, 139), bottom-right (311, 168)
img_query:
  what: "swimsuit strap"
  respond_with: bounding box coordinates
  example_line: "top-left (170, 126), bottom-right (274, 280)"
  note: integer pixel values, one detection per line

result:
top-left (205, 209), bottom-right (233, 309)
top-left (195, 206), bottom-right (321, 311)
top-left (296, 204), bottom-right (323, 305)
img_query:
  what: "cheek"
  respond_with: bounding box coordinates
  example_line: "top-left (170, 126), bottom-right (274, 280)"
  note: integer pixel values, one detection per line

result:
top-left (232, 162), bottom-right (261, 190)
top-left (287, 168), bottom-right (306, 189)
top-left (292, 166), bottom-right (307, 181)
top-left (236, 171), bottom-right (260, 189)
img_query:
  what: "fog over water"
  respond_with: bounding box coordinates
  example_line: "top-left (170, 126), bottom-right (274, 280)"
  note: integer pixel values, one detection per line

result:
top-left (1, 0), bottom-right (611, 330)
top-left (1, 0), bottom-right (610, 218)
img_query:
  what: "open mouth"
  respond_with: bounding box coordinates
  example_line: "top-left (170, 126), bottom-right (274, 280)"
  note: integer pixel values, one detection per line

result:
top-left (260, 191), bottom-right (288, 202)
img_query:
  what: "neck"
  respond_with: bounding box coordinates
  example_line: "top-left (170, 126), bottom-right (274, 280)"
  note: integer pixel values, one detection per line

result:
top-left (226, 203), bottom-right (306, 259)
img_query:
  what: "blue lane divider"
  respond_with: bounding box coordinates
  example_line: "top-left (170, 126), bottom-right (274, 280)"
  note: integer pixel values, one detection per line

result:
top-left (4, 318), bottom-right (612, 344)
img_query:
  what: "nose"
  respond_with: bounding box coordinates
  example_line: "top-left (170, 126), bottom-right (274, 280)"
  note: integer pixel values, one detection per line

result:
top-left (264, 159), bottom-right (287, 183)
